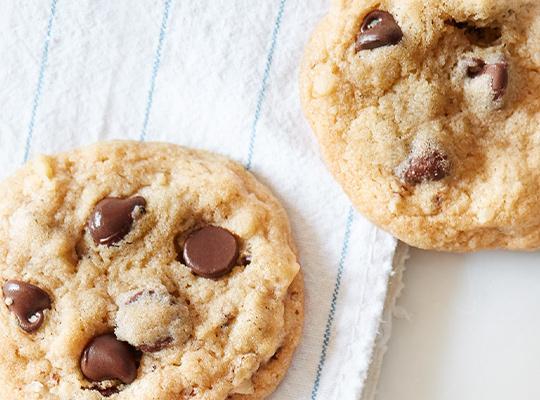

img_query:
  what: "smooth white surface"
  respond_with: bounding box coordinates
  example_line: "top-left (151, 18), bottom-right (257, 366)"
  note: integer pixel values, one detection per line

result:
top-left (377, 248), bottom-right (540, 400)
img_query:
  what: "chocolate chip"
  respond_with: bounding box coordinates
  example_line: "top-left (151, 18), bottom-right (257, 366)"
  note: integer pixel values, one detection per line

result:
top-left (356, 10), bottom-right (403, 51)
top-left (138, 337), bottom-right (173, 353)
top-left (183, 226), bottom-right (239, 279)
top-left (80, 333), bottom-right (140, 384)
top-left (2, 280), bottom-right (51, 333)
top-left (402, 149), bottom-right (450, 185)
top-left (88, 196), bottom-right (146, 246)
top-left (467, 59), bottom-right (508, 101)
top-left (483, 62), bottom-right (508, 100)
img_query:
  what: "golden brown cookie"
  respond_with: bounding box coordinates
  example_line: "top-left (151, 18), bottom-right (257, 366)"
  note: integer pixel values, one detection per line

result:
top-left (301, 0), bottom-right (540, 251)
top-left (0, 141), bottom-right (303, 399)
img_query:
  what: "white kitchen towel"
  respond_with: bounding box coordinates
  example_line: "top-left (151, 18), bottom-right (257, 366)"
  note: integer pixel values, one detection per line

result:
top-left (0, 1), bottom-right (401, 399)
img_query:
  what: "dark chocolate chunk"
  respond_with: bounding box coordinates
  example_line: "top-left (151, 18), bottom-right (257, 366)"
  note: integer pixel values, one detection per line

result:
top-left (2, 280), bottom-right (51, 333)
top-left (183, 226), bottom-right (239, 279)
top-left (356, 10), bottom-right (403, 51)
top-left (88, 196), bottom-right (146, 246)
top-left (80, 333), bottom-right (139, 384)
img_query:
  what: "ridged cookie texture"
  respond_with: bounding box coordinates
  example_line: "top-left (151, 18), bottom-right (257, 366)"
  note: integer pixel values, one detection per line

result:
top-left (0, 141), bottom-right (303, 400)
top-left (301, 0), bottom-right (540, 251)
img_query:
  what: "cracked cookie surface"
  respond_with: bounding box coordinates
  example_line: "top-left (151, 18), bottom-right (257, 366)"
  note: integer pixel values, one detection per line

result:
top-left (0, 141), bottom-right (303, 399)
top-left (301, 0), bottom-right (540, 250)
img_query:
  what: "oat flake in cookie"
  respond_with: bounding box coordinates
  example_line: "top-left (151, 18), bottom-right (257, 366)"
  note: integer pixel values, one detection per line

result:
top-left (0, 141), bottom-right (303, 399)
top-left (301, 0), bottom-right (540, 251)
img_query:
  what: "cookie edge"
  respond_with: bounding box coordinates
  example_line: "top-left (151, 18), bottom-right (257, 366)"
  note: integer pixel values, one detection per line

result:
top-left (229, 271), bottom-right (304, 400)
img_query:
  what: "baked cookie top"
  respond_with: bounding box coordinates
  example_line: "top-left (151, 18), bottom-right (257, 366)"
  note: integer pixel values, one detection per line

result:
top-left (301, 0), bottom-right (540, 250)
top-left (0, 141), bottom-right (302, 399)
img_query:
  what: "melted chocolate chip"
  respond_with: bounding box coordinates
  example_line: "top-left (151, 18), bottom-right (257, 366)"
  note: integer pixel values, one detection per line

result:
top-left (2, 280), bottom-right (51, 333)
top-left (356, 10), bottom-right (403, 51)
top-left (183, 226), bottom-right (239, 279)
top-left (88, 196), bottom-right (146, 246)
top-left (138, 337), bottom-right (173, 353)
top-left (467, 59), bottom-right (508, 101)
top-left (80, 333), bottom-right (140, 384)
top-left (402, 150), bottom-right (450, 185)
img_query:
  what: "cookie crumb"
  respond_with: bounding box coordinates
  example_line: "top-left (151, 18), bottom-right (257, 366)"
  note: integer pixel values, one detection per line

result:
top-left (33, 155), bottom-right (55, 180)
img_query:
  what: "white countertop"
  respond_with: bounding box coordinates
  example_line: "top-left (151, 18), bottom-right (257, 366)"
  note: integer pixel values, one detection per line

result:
top-left (377, 248), bottom-right (540, 400)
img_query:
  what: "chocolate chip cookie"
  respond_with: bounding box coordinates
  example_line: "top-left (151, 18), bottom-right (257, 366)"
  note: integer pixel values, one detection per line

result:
top-left (301, 0), bottom-right (540, 250)
top-left (0, 141), bottom-right (303, 399)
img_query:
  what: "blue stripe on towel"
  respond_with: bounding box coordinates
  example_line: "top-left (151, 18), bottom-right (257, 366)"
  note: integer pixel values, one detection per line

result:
top-left (245, 0), bottom-right (287, 171)
top-left (140, 0), bottom-right (173, 142)
top-left (23, 0), bottom-right (58, 163)
top-left (311, 206), bottom-right (355, 400)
